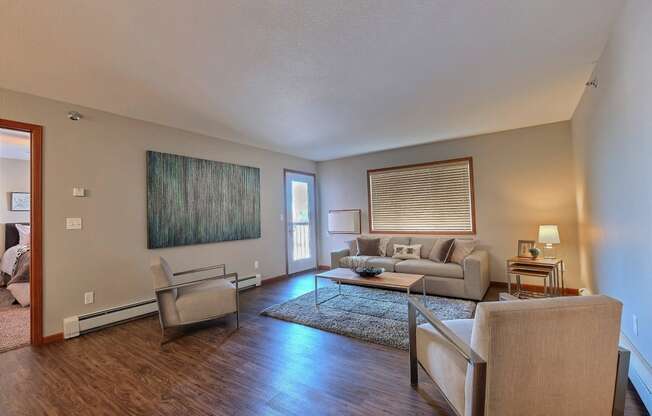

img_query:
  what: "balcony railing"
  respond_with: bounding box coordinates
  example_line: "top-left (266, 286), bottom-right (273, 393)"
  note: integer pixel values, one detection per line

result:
top-left (292, 222), bottom-right (311, 260)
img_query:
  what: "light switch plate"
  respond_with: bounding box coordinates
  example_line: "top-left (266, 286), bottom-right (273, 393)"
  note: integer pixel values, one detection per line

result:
top-left (66, 217), bottom-right (82, 230)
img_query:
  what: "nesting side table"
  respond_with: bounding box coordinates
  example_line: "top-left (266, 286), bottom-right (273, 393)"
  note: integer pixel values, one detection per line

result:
top-left (506, 257), bottom-right (565, 298)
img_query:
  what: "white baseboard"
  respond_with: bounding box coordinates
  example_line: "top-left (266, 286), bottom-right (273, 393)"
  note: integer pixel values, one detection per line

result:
top-left (620, 333), bottom-right (652, 412)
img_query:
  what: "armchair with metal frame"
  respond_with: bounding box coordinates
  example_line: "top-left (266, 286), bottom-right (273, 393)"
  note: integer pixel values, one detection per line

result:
top-left (408, 295), bottom-right (630, 416)
top-left (151, 256), bottom-right (239, 344)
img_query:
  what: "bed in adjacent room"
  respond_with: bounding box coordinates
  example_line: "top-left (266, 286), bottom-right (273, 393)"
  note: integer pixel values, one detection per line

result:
top-left (0, 223), bottom-right (30, 307)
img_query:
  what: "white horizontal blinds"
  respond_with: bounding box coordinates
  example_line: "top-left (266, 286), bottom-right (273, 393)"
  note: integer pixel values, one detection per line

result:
top-left (369, 159), bottom-right (474, 233)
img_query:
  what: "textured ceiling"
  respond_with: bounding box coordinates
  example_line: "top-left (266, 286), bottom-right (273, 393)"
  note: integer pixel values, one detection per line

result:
top-left (0, 1), bottom-right (623, 160)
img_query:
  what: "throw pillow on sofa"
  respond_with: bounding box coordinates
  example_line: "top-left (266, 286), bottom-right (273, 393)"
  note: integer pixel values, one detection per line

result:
top-left (428, 238), bottom-right (455, 263)
top-left (346, 239), bottom-right (359, 256)
top-left (378, 237), bottom-right (390, 256)
top-left (357, 237), bottom-right (380, 256)
top-left (386, 237), bottom-right (411, 257)
top-left (449, 239), bottom-right (477, 264)
top-left (392, 244), bottom-right (422, 260)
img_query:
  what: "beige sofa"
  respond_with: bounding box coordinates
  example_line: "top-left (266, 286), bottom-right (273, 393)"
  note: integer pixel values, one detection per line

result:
top-left (330, 236), bottom-right (489, 300)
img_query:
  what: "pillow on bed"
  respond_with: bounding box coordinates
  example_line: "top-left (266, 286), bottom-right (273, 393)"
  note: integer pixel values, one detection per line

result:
top-left (15, 224), bottom-right (30, 246)
top-left (0, 245), bottom-right (19, 275)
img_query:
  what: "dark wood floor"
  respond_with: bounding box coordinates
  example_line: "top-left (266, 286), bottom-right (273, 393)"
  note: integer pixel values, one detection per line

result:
top-left (0, 272), bottom-right (648, 415)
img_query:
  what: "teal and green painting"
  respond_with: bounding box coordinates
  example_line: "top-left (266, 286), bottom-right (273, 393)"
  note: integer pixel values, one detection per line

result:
top-left (147, 151), bottom-right (261, 249)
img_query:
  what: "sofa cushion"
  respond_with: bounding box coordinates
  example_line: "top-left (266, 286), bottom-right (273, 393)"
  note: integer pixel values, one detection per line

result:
top-left (428, 238), bottom-right (455, 263)
top-left (395, 259), bottom-right (463, 279)
top-left (386, 237), bottom-right (411, 256)
top-left (365, 256), bottom-right (403, 272)
top-left (338, 255), bottom-right (372, 268)
top-left (411, 237), bottom-right (438, 259)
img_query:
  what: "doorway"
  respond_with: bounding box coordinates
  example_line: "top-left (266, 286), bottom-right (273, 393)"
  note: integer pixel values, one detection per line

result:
top-left (284, 170), bottom-right (317, 275)
top-left (0, 119), bottom-right (43, 349)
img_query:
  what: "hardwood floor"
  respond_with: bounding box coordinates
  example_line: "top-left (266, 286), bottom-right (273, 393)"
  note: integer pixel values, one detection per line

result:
top-left (0, 272), bottom-right (648, 415)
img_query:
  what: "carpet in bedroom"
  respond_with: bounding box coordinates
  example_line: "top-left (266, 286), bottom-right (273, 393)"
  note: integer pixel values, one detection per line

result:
top-left (0, 288), bottom-right (30, 352)
top-left (260, 285), bottom-right (476, 350)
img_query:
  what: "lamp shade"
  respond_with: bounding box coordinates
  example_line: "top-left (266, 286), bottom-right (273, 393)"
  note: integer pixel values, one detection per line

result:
top-left (538, 225), bottom-right (560, 244)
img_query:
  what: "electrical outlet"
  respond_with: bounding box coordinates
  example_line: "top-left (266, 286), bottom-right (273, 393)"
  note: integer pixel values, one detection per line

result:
top-left (254, 260), bottom-right (259, 269)
top-left (84, 291), bottom-right (94, 305)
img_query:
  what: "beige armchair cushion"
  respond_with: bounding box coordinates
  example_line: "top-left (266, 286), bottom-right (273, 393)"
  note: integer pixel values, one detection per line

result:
top-left (417, 319), bottom-right (474, 415)
top-left (175, 279), bottom-right (237, 324)
top-left (468, 296), bottom-right (622, 416)
top-left (152, 256), bottom-right (238, 328)
top-left (151, 257), bottom-right (180, 326)
top-left (416, 296), bottom-right (622, 416)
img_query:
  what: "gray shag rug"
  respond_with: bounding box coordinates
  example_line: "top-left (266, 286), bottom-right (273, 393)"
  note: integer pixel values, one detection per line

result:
top-left (260, 285), bottom-right (476, 350)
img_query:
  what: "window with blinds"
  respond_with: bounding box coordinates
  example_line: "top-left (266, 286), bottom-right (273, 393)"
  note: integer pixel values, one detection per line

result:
top-left (367, 158), bottom-right (475, 234)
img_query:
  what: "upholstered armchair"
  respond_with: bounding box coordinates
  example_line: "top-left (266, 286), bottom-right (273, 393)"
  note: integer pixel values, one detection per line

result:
top-left (408, 295), bottom-right (630, 416)
top-left (151, 256), bottom-right (239, 343)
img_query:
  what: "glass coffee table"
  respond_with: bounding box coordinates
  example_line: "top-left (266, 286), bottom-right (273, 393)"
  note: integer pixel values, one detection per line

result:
top-left (314, 267), bottom-right (426, 306)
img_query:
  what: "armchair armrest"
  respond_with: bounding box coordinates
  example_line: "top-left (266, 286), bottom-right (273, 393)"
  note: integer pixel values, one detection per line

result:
top-left (330, 248), bottom-right (350, 269)
top-left (156, 272), bottom-right (239, 293)
top-left (173, 263), bottom-right (226, 277)
top-left (408, 296), bottom-right (486, 416)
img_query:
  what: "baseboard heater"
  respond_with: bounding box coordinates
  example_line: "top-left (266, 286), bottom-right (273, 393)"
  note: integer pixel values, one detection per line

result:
top-left (63, 273), bottom-right (261, 339)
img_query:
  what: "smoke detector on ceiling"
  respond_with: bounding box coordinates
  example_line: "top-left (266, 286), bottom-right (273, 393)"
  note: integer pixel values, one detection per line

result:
top-left (67, 111), bottom-right (83, 121)
top-left (585, 78), bottom-right (598, 88)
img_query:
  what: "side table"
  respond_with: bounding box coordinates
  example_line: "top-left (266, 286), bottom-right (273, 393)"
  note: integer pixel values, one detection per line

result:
top-left (506, 257), bottom-right (565, 298)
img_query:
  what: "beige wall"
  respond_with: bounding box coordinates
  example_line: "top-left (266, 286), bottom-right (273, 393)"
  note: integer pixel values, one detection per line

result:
top-left (0, 88), bottom-right (316, 336)
top-left (317, 122), bottom-right (581, 288)
top-left (571, 0), bottom-right (652, 374)
top-left (0, 157), bottom-right (30, 254)
top-left (0, 157), bottom-right (30, 224)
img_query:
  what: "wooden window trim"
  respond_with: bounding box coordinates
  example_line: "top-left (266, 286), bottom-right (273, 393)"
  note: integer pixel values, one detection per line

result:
top-left (366, 157), bottom-right (476, 235)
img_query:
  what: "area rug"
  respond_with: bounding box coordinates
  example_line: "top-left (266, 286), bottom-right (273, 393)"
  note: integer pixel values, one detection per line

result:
top-left (0, 288), bottom-right (15, 308)
top-left (260, 285), bottom-right (476, 350)
top-left (0, 301), bottom-right (30, 353)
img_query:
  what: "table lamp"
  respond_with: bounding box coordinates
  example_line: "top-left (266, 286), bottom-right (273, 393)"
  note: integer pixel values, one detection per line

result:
top-left (538, 225), bottom-right (560, 259)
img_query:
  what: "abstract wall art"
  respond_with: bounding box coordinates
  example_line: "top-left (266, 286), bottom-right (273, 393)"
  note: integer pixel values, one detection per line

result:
top-left (146, 151), bottom-right (261, 249)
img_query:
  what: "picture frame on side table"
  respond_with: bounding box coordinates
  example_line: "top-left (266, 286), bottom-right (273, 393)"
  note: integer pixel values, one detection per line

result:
top-left (517, 240), bottom-right (535, 258)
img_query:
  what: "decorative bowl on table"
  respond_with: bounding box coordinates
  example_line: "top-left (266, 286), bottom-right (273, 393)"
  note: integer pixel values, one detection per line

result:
top-left (355, 267), bottom-right (385, 277)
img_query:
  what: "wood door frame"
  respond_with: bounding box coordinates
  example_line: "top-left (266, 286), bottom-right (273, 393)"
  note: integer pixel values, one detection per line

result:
top-left (0, 118), bottom-right (43, 345)
top-left (283, 169), bottom-right (318, 276)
